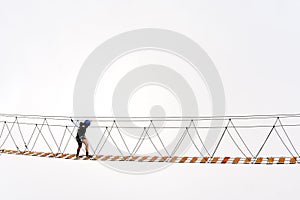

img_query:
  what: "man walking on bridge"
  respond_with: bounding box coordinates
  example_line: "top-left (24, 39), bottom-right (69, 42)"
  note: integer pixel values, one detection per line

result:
top-left (74, 120), bottom-right (91, 158)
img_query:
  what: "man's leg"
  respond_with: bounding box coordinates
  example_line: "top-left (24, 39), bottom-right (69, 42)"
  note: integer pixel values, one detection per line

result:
top-left (83, 139), bottom-right (90, 157)
top-left (76, 142), bottom-right (82, 157)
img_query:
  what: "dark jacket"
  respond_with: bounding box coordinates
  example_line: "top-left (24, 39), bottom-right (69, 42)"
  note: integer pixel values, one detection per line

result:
top-left (76, 122), bottom-right (88, 139)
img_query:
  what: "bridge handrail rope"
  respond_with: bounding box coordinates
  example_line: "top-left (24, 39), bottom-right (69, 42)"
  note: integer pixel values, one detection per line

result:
top-left (0, 113), bottom-right (300, 164)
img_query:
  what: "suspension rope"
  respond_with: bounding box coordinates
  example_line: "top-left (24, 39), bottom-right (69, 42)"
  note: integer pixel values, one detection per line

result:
top-left (45, 119), bottom-right (61, 153)
top-left (35, 125), bottom-right (53, 153)
top-left (0, 121), bottom-right (19, 151)
top-left (171, 125), bottom-right (190, 157)
top-left (0, 119), bottom-right (18, 150)
top-left (58, 126), bottom-right (68, 154)
top-left (63, 126), bottom-right (76, 154)
top-left (226, 128), bottom-right (247, 158)
top-left (191, 120), bottom-right (210, 156)
top-left (30, 119), bottom-right (46, 152)
top-left (143, 126), bottom-right (163, 157)
top-left (3, 119), bottom-right (300, 129)
top-left (3, 112), bottom-right (300, 120)
top-left (131, 124), bottom-right (152, 156)
top-left (131, 128), bottom-right (146, 156)
top-left (186, 128), bottom-right (204, 157)
top-left (127, 121), bottom-right (164, 157)
top-left (26, 125), bottom-right (38, 151)
top-left (230, 120), bottom-right (254, 157)
top-left (273, 127), bottom-right (295, 157)
top-left (94, 127), bottom-right (108, 155)
top-left (96, 124), bottom-right (115, 155)
top-left (114, 121), bottom-right (131, 156)
top-left (15, 117), bottom-right (28, 151)
top-left (171, 120), bottom-right (194, 157)
top-left (0, 122), bottom-right (6, 141)
top-left (210, 120), bottom-right (231, 158)
top-left (97, 123), bottom-right (124, 156)
top-left (150, 120), bottom-right (170, 156)
top-left (278, 118), bottom-right (300, 157)
top-left (254, 119), bottom-right (278, 158)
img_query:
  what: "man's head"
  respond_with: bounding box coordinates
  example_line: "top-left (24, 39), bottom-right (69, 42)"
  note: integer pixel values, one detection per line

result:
top-left (84, 120), bottom-right (91, 127)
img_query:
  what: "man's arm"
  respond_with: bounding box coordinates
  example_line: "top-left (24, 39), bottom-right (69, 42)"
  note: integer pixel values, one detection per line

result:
top-left (70, 119), bottom-right (79, 127)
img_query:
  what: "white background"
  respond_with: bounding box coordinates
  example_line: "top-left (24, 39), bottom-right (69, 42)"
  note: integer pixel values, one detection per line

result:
top-left (1, 0), bottom-right (300, 199)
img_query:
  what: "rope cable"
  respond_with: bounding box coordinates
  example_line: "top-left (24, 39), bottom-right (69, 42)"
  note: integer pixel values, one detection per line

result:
top-left (131, 128), bottom-right (146, 156)
top-left (186, 128), bottom-right (204, 157)
top-left (16, 118), bottom-right (28, 151)
top-left (230, 120), bottom-right (254, 157)
top-left (1, 121), bottom-right (19, 150)
top-left (191, 120), bottom-right (210, 156)
top-left (35, 125), bottom-right (53, 153)
top-left (150, 121), bottom-right (170, 156)
top-left (131, 124), bottom-right (152, 156)
top-left (0, 119), bottom-right (17, 149)
top-left (226, 128), bottom-right (248, 158)
top-left (210, 120), bottom-right (231, 158)
top-left (62, 126), bottom-right (76, 154)
top-left (115, 122), bottom-right (131, 156)
top-left (143, 127), bottom-right (163, 157)
top-left (254, 119), bottom-right (278, 158)
top-left (58, 127), bottom-right (68, 154)
top-left (94, 128), bottom-right (108, 155)
top-left (171, 127), bottom-right (189, 157)
top-left (0, 122), bottom-right (6, 141)
top-left (274, 127), bottom-right (295, 157)
top-left (26, 125), bottom-right (38, 150)
top-left (97, 123), bottom-right (115, 155)
top-left (45, 119), bottom-right (61, 153)
top-left (278, 118), bottom-right (300, 157)
top-left (30, 119), bottom-right (46, 152)
top-left (97, 122), bottom-right (124, 156)
top-left (170, 121), bottom-right (193, 156)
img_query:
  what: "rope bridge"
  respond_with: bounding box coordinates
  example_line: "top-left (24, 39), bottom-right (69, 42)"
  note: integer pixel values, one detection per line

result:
top-left (1, 113), bottom-right (300, 164)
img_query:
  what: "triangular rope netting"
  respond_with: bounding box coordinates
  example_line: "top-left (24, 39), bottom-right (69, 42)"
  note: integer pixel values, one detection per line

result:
top-left (1, 113), bottom-right (300, 164)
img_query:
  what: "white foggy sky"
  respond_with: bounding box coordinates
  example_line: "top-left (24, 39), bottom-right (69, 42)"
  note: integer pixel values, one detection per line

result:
top-left (0, 0), bottom-right (300, 200)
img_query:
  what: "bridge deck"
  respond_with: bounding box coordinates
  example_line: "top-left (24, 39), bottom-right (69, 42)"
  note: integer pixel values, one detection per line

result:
top-left (1, 149), bottom-right (298, 164)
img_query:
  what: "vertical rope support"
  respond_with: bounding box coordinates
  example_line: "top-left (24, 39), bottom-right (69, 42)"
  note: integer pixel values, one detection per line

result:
top-left (210, 119), bottom-right (231, 158)
top-left (254, 118), bottom-right (279, 158)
